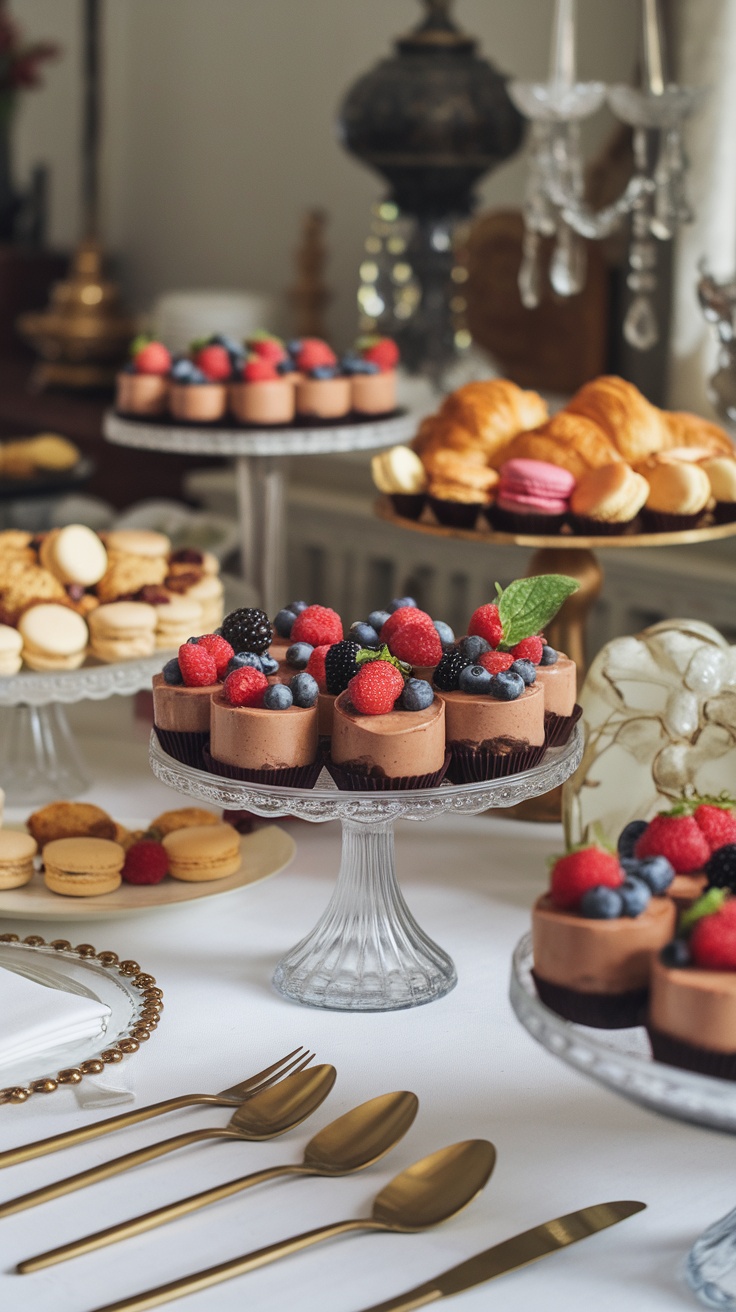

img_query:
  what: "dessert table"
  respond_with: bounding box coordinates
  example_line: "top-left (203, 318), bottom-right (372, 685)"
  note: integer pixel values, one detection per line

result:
top-left (1, 699), bottom-right (735, 1312)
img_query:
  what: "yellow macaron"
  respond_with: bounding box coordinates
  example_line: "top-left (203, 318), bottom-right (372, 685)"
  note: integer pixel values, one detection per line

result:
top-left (0, 830), bottom-right (38, 889)
top-left (43, 837), bottom-right (125, 897)
top-left (87, 601), bottom-right (157, 662)
top-left (162, 823), bottom-right (241, 882)
top-left (18, 603), bottom-right (89, 672)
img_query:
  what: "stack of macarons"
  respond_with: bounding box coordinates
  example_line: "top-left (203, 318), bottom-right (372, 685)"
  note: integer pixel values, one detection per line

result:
top-left (0, 830), bottom-right (37, 890)
top-left (492, 459), bottom-right (575, 533)
top-left (17, 604), bottom-right (89, 672)
top-left (87, 602), bottom-right (158, 662)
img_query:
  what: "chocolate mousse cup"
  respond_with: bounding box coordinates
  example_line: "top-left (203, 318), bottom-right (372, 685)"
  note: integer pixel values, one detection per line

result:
top-left (116, 372), bottom-right (169, 417)
top-left (534, 654), bottom-right (582, 747)
top-left (441, 682), bottom-right (546, 783)
top-left (351, 370), bottom-right (396, 416)
top-left (647, 955), bottom-right (736, 1077)
top-left (169, 383), bottom-right (228, 423)
top-left (152, 673), bottom-right (215, 767)
top-left (296, 376), bottom-right (352, 421)
top-left (229, 379), bottom-right (295, 425)
top-left (327, 691), bottom-right (448, 791)
top-left (207, 688), bottom-right (321, 787)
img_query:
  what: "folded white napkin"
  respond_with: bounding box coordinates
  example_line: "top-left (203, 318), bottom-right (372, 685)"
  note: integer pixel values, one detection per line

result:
top-left (0, 963), bottom-right (111, 1076)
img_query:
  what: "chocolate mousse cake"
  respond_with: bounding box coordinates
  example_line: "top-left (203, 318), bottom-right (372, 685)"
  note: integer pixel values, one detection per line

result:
top-left (330, 689), bottom-right (446, 789)
top-left (207, 670), bottom-right (321, 787)
top-left (439, 675), bottom-right (545, 782)
top-left (628, 798), bottom-right (736, 908)
top-left (533, 647), bottom-right (582, 746)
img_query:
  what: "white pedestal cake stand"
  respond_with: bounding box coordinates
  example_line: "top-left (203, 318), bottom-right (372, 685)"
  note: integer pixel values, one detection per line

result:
top-left (0, 655), bottom-right (165, 804)
top-left (104, 410), bottom-right (417, 617)
top-left (149, 727), bottom-right (583, 1012)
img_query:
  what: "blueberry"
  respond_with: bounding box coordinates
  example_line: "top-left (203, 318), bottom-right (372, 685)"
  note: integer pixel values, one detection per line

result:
top-left (367, 609), bottom-right (390, 633)
top-left (660, 939), bottom-right (691, 968)
top-left (211, 332), bottom-right (244, 361)
top-left (580, 885), bottom-right (625, 919)
top-left (288, 600), bottom-right (309, 615)
top-left (617, 819), bottom-right (649, 861)
top-left (489, 670), bottom-right (525, 701)
top-left (619, 876), bottom-right (652, 917)
top-left (162, 657), bottom-right (183, 685)
top-left (186, 636), bottom-right (200, 644)
top-left (227, 651), bottom-right (263, 675)
top-left (341, 354), bottom-right (378, 375)
top-left (188, 366), bottom-right (208, 384)
top-left (631, 855), bottom-right (675, 895)
top-left (349, 621), bottom-right (380, 648)
top-left (388, 597), bottom-right (417, 612)
top-left (540, 645), bottom-right (559, 666)
top-left (170, 357), bottom-right (196, 381)
top-left (458, 635), bottom-right (491, 661)
top-left (260, 653), bottom-right (279, 676)
top-left (433, 620), bottom-right (455, 648)
top-left (311, 365), bottom-right (338, 380)
top-left (510, 658), bottom-right (537, 686)
top-left (263, 683), bottom-right (294, 710)
top-left (274, 608), bottom-right (296, 638)
top-left (277, 358), bottom-right (297, 375)
top-left (122, 360), bottom-right (136, 374)
top-left (290, 672), bottom-right (319, 708)
top-left (286, 641), bottom-right (313, 669)
top-left (399, 678), bottom-right (434, 711)
top-left (458, 664), bottom-right (492, 695)
top-left (287, 339), bottom-right (302, 357)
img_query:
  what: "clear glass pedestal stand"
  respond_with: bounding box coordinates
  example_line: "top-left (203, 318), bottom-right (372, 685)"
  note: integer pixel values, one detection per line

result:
top-left (150, 728), bottom-right (583, 1012)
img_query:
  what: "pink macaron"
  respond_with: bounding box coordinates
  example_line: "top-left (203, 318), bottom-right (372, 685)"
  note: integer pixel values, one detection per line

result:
top-left (493, 459), bottom-right (575, 532)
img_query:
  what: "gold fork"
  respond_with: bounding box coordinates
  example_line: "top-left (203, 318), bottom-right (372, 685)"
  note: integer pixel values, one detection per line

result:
top-left (0, 1047), bottom-right (313, 1169)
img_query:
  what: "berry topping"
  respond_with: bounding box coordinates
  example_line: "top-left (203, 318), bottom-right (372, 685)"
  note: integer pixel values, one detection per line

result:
top-left (288, 600), bottom-right (309, 614)
top-left (170, 357), bottom-right (197, 382)
top-left (221, 607), bottom-right (272, 655)
top-left (635, 812), bottom-right (710, 874)
top-left (694, 801), bottom-right (736, 852)
top-left (550, 846), bottom-right (624, 910)
top-left (381, 606), bottom-right (434, 646)
top-left (273, 608), bottom-right (296, 639)
top-left (367, 609), bottom-right (390, 634)
top-left (227, 652), bottom-right (264, 675)
top-left (286, 641), bottom-right (314, 669)
top-left (623, 854), bottom-right (674, 895)
top-left (324, 640), bottom-right (361, 695)
top-left (291, 604), bottom-right (343, 647)
top-left (223, 666), bottom-right (269, 708)
top-left (433, 620), bottom-right (455, 648)
top-left (433, 648), bottom-right (474, 691)
top-left (706, 844), bottom-right (736, 892)
top-left (489, 671), bottom-right (525, 701)
top-left (388, 596), bottom-right (417, 613)
top-left (296, 339), bottom-right (337, 371)
top-left (260, 653), bottom-right (279, 676)
top-left (509, 658), bottom-right (537, 686)
top-left (250, 336), bottom-right (287, 363)
top-left (660, 938), bottom-right (692, 968)
top-left (387, 622), bottom-right (443, 668)
top-left (122, 840), bottom-right (169, 886)
top-left (348, 660), bottom-right (404, 715)
top-left (511, 636), bottom-right (544, 665)
top-left (617, 819), bottom-right (649, 861)
top-left (263, 683), bottom-right (294, 710)
top-left (468, 603), bottom-right (503, 647)
top-left (349, 621), bottom-right (380, 648)
top-left (579, 885), bottom-right (625, 919)
top-left (458, 664), bottom-right (492, 695)
top-left (540, 645), bottom-right (559, 665)
top-left (305, 644), bottom-right (330, 691)
top-left (193, 344), bottom-right (232, 381)
top-left (618, 876), bottom-right (652, 917)
top-left (133, 340), bottom-right (171, 376)
top-left (290, 671), bottom-right (319, 708)
top-left (690, 899), bottom-right (736, 970)
top-left (399, 678), bottom-right (434, 711)
top-left (458, 635), bottom-right (491, 662)
top-left (358, 336), bottom-right (400, 370)
top-left (478, 650), bottom-right (514, 675)
top-left (196, 633), bottom-right (234, 678)
top-left (243, 357), bottom-right (279, 382)
top-left (162, 657), bottom-right (183, 686)
top-left (177, 643), bottom-right (217, 688)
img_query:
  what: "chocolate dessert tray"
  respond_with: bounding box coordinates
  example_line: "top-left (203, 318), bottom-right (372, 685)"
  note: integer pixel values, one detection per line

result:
top-left (149, 726), bottom-right (583, 1014)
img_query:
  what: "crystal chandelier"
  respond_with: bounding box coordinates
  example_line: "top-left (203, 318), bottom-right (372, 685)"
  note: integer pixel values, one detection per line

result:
top-left (509, 0), bottom-right (702, 352)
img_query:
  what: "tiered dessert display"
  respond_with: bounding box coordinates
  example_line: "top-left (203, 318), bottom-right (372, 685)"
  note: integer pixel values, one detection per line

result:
top-left (148, 586), bottom-right (583, 1011)
top-left (105, 332), bottom-right (414, 616)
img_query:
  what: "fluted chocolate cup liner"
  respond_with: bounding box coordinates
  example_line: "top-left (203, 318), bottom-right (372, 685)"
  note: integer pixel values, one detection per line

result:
top-left (569, 514), bottom-right (638, 537)
top-left (642, 509), bottom-right (707, 533)
top-left (714, 501), bottom-right (736, 524)
top-left (391, 493), bottom-right (426, 520)
top-left (203, 746), bottom-right (321, 790)
top-left (647, 1023), bottom-right (736, 1079)
top-left (544, 703), bottom-right (583, 748)
top-left (532, 971), bottom-right (648, 1029)
top-left (446, 739), bottom-right (547, 784)
top-left (428, 497), bottom-right (483, 529)
top-left (154, 726), bottom-right (209, 769)
top-left (325, 749), bottom-right (451, 792)
top-left (488, 505), bottom-right (567, 536)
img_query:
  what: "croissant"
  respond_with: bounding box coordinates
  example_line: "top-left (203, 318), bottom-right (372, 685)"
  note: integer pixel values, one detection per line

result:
top-left (567, 375), bottom-right (667, 463)
top-left (439, 379), bottom-right (548, 463)
top-left (503, 411), bottom-right (622, 480)
top-left (661, 411), bottom-right (734, 456)
top-left (423, 451), bottom-right (499, 493)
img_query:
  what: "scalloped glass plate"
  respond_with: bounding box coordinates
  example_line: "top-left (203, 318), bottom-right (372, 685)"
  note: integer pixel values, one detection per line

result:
top-left (0, 652), bottom-right (167, 708)
top-left (510, 933), bottom-right (736, 1134)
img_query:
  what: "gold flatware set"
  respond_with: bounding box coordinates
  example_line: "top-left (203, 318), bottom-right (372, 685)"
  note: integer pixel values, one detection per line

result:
top-left (0, 1047), bottom-right (645, 1312)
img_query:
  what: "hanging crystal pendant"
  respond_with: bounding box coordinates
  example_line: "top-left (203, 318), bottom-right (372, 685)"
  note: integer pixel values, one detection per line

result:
top-left (624, 294), bottom-right (659, 350)
top-left (549, 220), bottom-right (587, 296)
top-left (518, 230), bottom-right (543, 308)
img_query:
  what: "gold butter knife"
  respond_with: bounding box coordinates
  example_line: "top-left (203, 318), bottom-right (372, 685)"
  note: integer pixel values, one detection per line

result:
top-left (354, 1199), bottom-right (646, 1312)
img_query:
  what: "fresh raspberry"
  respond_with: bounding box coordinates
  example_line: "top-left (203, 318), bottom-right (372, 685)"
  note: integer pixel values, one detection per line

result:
top-left (348, 660), bottom-right (404, 715)
top-left (122, 840), bottom-right (169, 886)
top-left (361, 338), bottom-right (399, 370)
top-left (134, 341), bottom-right (171, 375)
top-left (296, 339), bottom-right (337, 371)
top-left (387, 623), bottom-right (442, 667)
top-left (251, 337), bottom-right (286, 363)
top-left (223, 666), bottom-right (268, 708)
top-left (511, 636), bottom-right (544, 665)
top-left (381, 607), bottom-right (435, 645)
top-left (178, 643), bottom-right (217, 687)
top-left (243, 357), bottom-right (278, 382)
top-left (468, 604), bottom-right (503, 647)
top-left (550, 847), bottom-right (624, 910)
top-left (690, 900), bottom-right (736, 969)
top-left (193, 344), bottom-right (232, 381)
top-left (635, 813), bottom-right (710, 874)
top-left (196, 633), bottom-right (234, 678)
top-left (305, 644), bottom-right (330, 691)
top-left (291, 604), bottom-right (343, 647)
top-left (479, 650), bottom-right (514, 674)
top-left (694, 803), bottom-right (736, 852)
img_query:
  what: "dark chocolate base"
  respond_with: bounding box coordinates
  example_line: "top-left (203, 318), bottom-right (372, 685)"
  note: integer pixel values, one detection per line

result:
top-left (203, 746), bottom-right (321, 789)
top-left (647, 1023), bottom-right (736, 1080)
top-left (489, 506), bottom-right (567, 535)
top-left (154, 726), bottom-right (209, 769)
top-left (391, 493), bottom-right (426, 520)
top-left (544, 703), bottom-right (583, 748)
top-left (447, 739), bottom-right (546, 783)
top-left (428, 497), bottom-right (483, 528)
top-left (532, 970), bottom-right (648, 1029)
top-left (325, 750), bottom-right (451, 792)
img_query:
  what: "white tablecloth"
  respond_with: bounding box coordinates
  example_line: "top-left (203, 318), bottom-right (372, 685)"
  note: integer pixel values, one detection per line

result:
top-left (1, 699), bottom-right (735, 1312)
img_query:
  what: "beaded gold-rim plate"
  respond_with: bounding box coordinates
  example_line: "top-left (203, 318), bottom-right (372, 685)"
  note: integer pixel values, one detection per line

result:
top-left (0, 934), bottom-right (163, 1105)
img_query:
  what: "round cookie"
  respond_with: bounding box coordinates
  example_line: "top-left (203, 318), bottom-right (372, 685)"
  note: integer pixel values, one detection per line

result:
top-left (40, 524), bottom-right (108, 587)
top-left (0, 624), bottom-right (23, 675)
top-left (27, 801), bottom-right (117, 846)
top-left (105, 529), bottom-right (171, 559)
top-left (0, 830), bottom-right (37, 889)
top-left (42, 837), bottom-right (125, 897)
top-left (162, 823), bottom-right (241, 882)
top-left (150, 807), bottom-right (221, 837)
top-left (18, 604), bottom-right (89, 672)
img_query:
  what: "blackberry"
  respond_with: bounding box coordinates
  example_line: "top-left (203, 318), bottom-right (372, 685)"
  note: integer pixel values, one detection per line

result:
top-left (324, 640), bottom-right (361, 695)
top-left (221, 607), bottom-right (272, 655)
top-left (705, 843), bottom-right (736, 892)
top-left (433, 648), bottom-right (473, 691)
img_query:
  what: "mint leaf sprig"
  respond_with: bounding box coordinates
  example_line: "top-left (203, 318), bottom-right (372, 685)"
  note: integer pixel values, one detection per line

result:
top-left (497, 574), bottom-right (579, 648)
top-left (355, 644), bottom-right (411, 678)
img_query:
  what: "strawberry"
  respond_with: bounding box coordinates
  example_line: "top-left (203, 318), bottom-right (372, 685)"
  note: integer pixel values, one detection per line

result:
top-left (134, 341), bottom-right (171, 375)
top-left (196, 633), bottom-right (234, 678)
top-left (348, 660), bottom-right (404, 715)
top-left (223, 666), bottom-right (268, 707)
top-left (635, 813), bottom-right (710, 874)
top-left (291, 604), bottom-right (343, 646)
top-left (479, 650), bottom-right (514, 674)
top-left (694, 803), bottom-right (736, 853)
top-left (511, 636), bottom-right (544, 665)
top-left (690, 899), bottom-right (736, 970)
top-left (380, 607), bottom-right (435, 645)
top-left (243, 357), bottom-right (278, 382)
top-left (122, 840), bottom-right (169, 886)
top-left (361, 337), bottom-right (399, 370)
top-left (296, 339), bottom-right (337, 371)
top-left (193, 344), bottom-right (232, 381)
top-left (387, 624), bottom-right (442, 667)
top-left (178, 643), bottom-right (217, 688)
top-left (468, 603), bottom-right (503, 647)
top-left (306, 644), bottom-right (330, 691)
top-left (251, 337), bottom-right (286, 363)
top-left (550, 846), bottom-right (624, 910)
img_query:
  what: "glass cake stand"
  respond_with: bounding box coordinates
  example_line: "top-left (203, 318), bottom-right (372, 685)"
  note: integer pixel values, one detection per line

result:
top-left (149, 727), bottom-right (583, 1012)
top-left (0, 655), bottom-right (165, 804)
top-left (105, 410), bottom-right (417, 617)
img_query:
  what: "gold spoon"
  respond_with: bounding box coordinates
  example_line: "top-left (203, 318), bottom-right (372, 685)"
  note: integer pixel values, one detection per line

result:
top-left (89, 1138), bottom-right (497, 1312)
top-left (18, 1089), bottom-right (420, 1272)
top-left (0, 1064), bottom-right (335, 1219)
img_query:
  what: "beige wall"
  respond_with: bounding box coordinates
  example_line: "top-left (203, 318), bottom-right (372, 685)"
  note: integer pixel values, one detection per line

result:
top-left (13, 0), bottom-right (639, 344)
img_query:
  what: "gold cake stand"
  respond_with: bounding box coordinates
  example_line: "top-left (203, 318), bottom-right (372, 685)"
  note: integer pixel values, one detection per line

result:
top-left (376, 498), bottom-right (736, 820)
